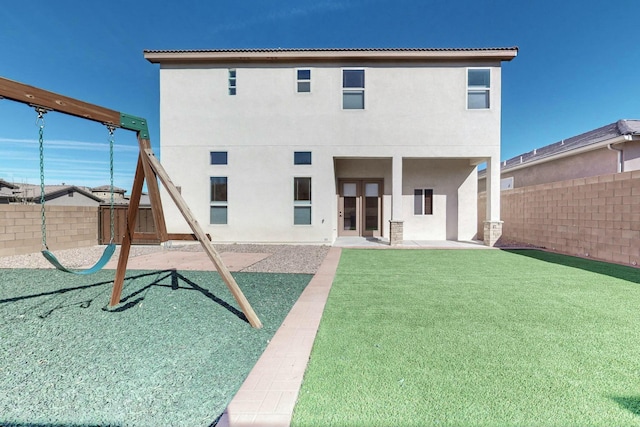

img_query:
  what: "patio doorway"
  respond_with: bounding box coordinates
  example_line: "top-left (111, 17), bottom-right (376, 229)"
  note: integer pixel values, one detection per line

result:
top-left (337, 179), bottom-right (383, 237)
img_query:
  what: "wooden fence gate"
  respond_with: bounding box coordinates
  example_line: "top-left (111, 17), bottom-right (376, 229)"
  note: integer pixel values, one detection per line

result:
top-left (99, 205), bottom-right (160, 245)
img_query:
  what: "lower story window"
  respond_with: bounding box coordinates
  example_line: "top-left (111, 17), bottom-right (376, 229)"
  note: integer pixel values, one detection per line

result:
top-left (414, 189), bottom-right (433, 215)
top-left (210, 177), bottom-right (228, 224)
top-left (294, 177), bottom-right (311, 225)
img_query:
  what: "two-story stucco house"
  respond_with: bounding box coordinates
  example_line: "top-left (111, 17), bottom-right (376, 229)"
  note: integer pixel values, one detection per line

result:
top-left (144, 47), bottom-right (518, 246)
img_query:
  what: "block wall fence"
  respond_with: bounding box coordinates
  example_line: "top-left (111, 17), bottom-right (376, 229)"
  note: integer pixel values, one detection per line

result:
top-left (478, 170), bottom-right (640, 266)
top-left (0, 205), bottom-right (98, 257)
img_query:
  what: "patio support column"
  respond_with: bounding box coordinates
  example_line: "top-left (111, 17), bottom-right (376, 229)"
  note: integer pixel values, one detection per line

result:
top-left (484, 155), bottom-right (503, 246)
top-left (390, 155), bottom-right (404, 245)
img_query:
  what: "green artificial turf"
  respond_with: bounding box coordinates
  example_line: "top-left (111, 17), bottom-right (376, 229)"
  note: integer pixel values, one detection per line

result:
top-left (292, 249), bottom-right (640, 427)
top-left (0, 268), bottom-right (312, 427)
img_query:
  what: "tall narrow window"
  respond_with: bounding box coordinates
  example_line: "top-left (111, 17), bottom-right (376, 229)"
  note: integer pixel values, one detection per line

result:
top-left (297, 69), bottom-right (311, 93)
top-left (294, 177), bottom-right (311, 225)
top-left (210, 177), bottom-right (228, 224)
top-left (414, 189), bottom-right (433, 215)
top-left (467, 68), bottom-right (490, 109)
top-left (343, 69), bottom-right (365, 109)
top-left (210, 151), bottom-right (228, 165)
top-left (228, 69), bottom-right (237, 95)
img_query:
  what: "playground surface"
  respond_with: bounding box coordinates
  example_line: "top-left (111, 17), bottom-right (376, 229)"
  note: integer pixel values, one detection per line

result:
top-left (0, 244), bottom-right (331, 427)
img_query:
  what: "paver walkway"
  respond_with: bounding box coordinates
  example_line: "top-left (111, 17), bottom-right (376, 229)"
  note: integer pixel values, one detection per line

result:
top-left (216, 247), bottom-right (342, 427)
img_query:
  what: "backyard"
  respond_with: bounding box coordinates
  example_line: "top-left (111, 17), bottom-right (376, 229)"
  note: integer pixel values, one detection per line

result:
top-left (292, 249), bottom-right (640, 426)
top-left (2, 248), bottom-right (640, 427)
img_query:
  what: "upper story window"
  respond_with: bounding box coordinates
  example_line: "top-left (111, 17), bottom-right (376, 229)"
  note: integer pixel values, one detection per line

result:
top-left (210, 151), bottom-right (228, 165)
top-left (467, 68), bottom-right (490, 109)
top-left (228, 69), bottom-right (237, 95)
top-left (343, 69), bottom-right (365, 109)
top-left (294, 151), bottom-right (312, 165)
top-left (297, 69), bottom-right (311, 93)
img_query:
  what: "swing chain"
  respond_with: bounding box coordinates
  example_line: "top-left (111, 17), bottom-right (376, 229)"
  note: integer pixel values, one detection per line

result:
top-left (106, 125), bottom-right (116, 243)
top-left (36, 107), bottom-right (48, 249)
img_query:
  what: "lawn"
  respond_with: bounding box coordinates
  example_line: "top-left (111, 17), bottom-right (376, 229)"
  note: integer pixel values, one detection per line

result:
top-left (292, 249), bottom-right (640, 427)
top-left (0, 268), bottom-right (312, 427)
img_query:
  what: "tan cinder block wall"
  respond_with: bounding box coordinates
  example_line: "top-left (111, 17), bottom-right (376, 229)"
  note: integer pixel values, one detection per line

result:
top-left (478, 170), bottom-right (640, 266)
top-left (0, 205), bottom-right (99, 257)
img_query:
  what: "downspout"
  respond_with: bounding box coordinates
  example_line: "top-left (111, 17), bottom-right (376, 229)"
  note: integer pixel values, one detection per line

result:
top-left (607, 143), bottom-right (624, 173)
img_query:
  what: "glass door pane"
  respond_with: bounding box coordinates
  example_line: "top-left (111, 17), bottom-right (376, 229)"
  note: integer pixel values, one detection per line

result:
top-left (364, 183), bottom-right (379, 231)
top-left (343, 196), bottom-right (357, 230)
top-left (341, 182), bottom-right (358, 232)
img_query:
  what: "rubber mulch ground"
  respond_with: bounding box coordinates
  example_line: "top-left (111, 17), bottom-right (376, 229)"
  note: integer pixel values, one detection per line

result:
top-left (0, 268), bottom-right (312, 427)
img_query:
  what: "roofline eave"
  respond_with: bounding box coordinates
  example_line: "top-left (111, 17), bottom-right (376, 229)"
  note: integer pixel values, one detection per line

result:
top-left (143, 48), bottom-right (518, 64)
top-left (478, 134), bottom-right (636, 180)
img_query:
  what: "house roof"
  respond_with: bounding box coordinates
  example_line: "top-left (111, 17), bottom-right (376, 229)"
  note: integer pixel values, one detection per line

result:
top-left (91, 185), bottom-right (127, 194)
top-left (144, 47), bottom-right (519, 64)
top-left (478, 119), bottom-right (640, 178)
top-left (4, 184), bottom-right (105, 203)
top-left (0, 178), bottom-right (18, 190)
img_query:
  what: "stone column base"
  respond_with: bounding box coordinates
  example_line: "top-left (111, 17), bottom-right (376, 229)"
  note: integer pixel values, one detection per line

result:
top-left (389, 220), bottom-right (404, 246)
top-left (483, 221), bottom-right (503, 247)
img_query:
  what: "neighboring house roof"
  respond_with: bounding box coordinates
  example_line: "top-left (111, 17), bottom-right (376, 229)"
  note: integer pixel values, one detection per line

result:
top-left (17, 184), bottom-right (105, 203)
top-left (144, 47), bottom-right (519, 63)
top-left (91, 185), bottom-right (127, 194)
top-left (479, 119), bottom-right (640, 178)
top-left (0, 178), bottom-right (18, 190)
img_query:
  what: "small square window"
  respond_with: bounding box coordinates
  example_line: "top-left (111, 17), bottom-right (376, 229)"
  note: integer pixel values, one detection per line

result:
top-left (343, 70), bottom-right (364, 88)
top-left (294, 151), bottom-right (312, 165)
top-left (343, 91), bottom-right (364, 109)
top-left (210, 151), bottom-right (228, 165)
top-left (294, 206), bottom-right (311, 225)
top-left (210, 206), bottom-right (228, 224)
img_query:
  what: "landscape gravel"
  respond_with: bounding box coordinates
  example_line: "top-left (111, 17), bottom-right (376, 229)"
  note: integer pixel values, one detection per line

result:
top-left (0, 243), bottom-right (331, 274)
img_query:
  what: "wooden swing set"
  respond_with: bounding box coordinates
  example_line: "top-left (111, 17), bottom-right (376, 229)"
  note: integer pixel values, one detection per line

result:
top-left (0, 76), bottom-right (262, 328)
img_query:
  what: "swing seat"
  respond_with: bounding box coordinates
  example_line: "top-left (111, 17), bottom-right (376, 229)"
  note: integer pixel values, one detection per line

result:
top-left (41, 243), bottom-right (116, 275)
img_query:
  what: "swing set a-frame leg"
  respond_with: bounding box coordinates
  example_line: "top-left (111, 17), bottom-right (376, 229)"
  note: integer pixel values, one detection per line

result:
top-left (109, 139), bottom-right (263, 329)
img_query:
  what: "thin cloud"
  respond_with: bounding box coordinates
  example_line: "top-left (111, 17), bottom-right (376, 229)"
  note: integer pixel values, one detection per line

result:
top-left (0, 137), bottom-right (138, 152)
top-left (210, 1), bottom-right (353, 34)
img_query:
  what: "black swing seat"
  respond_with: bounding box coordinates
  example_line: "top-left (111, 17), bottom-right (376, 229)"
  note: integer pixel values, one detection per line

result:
top-left (41, 243), bottom-right (116, 275)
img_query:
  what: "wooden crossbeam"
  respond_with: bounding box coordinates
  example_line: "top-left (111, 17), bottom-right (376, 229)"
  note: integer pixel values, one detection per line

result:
top-left (0, 76), bottom-right (120, 125)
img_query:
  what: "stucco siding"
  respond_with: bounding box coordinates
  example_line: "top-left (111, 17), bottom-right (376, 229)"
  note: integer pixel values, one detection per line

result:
top-left (157, 59), bottom-right (504, 243)
top-left (624, 140), bottom-right (640, 171)
top-left (402, 159), bottom-right (477, 241)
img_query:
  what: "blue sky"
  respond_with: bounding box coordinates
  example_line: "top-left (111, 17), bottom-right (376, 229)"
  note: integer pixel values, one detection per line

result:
top-left (1, 0), bottom-right (639, 191)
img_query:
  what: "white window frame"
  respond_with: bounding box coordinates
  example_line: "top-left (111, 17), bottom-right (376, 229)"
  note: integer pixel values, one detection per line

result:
top-left (342, 68), bottom-right (365, 110)
top-left (228, 69), bottom-right (237, 96)
top-left (210, 176), bottom-right (228, 225)
top-left (296, 68), bottom-right (311, 93)
top-left (414, 188), bottom-right (433, 215)
top-left (293, 177), bottom-right (312, 225)
top-left (466, 68), bottom-right (491, 110)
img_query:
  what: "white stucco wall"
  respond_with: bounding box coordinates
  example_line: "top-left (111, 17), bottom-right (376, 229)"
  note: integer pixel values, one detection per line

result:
top-left (157, 60), bottom-right (503, 243)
